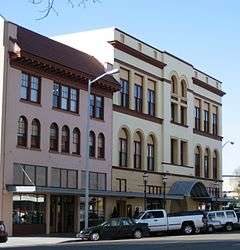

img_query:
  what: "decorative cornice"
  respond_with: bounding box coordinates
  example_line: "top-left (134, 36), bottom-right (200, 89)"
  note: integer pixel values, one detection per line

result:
top-left (109, 40), bottom-right (166, 69)
top-left (193, 129), bottom-right (223, 141)
top-left (113, 104), bottom-right (163, 124)
top-left (192, 77), bottom-right (226, 97)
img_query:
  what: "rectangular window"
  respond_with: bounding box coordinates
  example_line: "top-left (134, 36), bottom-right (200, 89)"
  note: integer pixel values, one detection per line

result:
top-left (120, 79), bottom-right (129, 108)
top-left (180, 106), bottom-right (187, 125)
top-left (171, 103), bottom-right (178, 122)
top-left (134, 141), bottom-right (141, 169)
top-left (90, 94), bottom-right (104, 120)
top-left (195, 106), bottom-right (201, 130)
top-left (81, 171), bottom-right (106, 191)
top-left (180, 141), bottom-right (188, 166)
top-left (52, 83), bottom-right (78, 113)
top-left (171, 138), bottom-right (178, 165)
top-left (51, 168), bottom-right (78, 189)
top-left (20, 72), bottom-right (40, 103)
top-left (116, 178), bottom-right (127, 192)
top-left (13, 164), bottom-right (47, 187)
top-left (147, 143), bottom-right (154, 171)
top-left (213, 113), bottom-right (218, 135)
top-left (147, 89), bottom-right (155, 116)
top-left (119, 138), bottom-right (127, 167)
top-left (134, 84), bottom-right (142, 112)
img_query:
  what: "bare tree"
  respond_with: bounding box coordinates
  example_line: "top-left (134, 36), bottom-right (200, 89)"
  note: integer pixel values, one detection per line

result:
top-left (30, 0), bottom-right (100, 20)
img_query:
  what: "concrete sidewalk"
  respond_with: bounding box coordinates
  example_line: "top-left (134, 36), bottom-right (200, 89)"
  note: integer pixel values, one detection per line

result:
top-left (0, 236), bottom-right (77, 248)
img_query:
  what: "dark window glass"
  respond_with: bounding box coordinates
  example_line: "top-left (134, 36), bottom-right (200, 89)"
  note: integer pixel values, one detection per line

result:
top-left (213, 153), bottom-right (218, 179)
top-left (20, 73), bottom-right (40, 103)
top-left (89, 131), bottom-right (96, 157)
top-left (120, 79), bottom-right (129, 108)
top-left (52, 167), bottom-right (78, 189)
top-left (195, 148), bottom-right (201, 177)
top-left (204, 110), bottom-right (209, 133)
top-left (90, 94), bottom-right (104, 120)
top-left (134, 141), bottom-right (141, 169)
top-left (97, 133), bottom-right (105, 159)
top-left (117, 178), bottom-right (127, 192)
top-left (31, 119), bottom-right (40, 148)
top-left (50, 123), bottom-right (58, 151)
top-left (147, 143), bottom-right (154, 171)
top-left (195, 107), bottom-right (201, 130)
top-left (134, 84), bottom-right (142, 112)
top-left (52, 83), bottom-right (78, 113)
top-left (147, 89), bottom-right (155, 116)
top-left (152, 211), bottom-right (164, 218)
top-left (204, 150), bottom-right (209, 178)
top-left (180, 106), bottom-right (187, 125)
top-left (72, 128), bottom-right (80, 155)
top-left (82, 171), bottom-right (106, 191)
top-left (119, 138), bottom-right (127, 167)
top-left (213, 113), bottom-right (218, 135)
top-left (17, 116), bottom-right (28, 147)
top-left (61, 126), bottom-right (70, 153)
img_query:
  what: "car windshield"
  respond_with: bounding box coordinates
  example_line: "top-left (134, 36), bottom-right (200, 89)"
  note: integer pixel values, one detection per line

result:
top-left (134, 212), bottom-right (145, 219)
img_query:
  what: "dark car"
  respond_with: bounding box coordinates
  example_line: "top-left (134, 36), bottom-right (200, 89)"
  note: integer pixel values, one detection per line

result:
top-left (0, 221), bottom-right (8, 243)
top-left (77, 217), bottom-right (149, 241)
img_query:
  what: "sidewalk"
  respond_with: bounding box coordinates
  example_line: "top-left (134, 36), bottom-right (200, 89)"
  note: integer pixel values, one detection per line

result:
top-left (0, 236), bottom-right (77, 248)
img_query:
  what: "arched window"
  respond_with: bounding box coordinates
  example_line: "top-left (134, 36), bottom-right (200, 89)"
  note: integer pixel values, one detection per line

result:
top-left (204, 148), bottom-right (210, 178)
top-left (31, 119), bottom-right (40, 148)
top-left (89, 131), bottom-right (96, 157)
top-left (72, 128), bottom-right (80, 155)
top-left (50, 123), bottom-right (58, 151)
top-left (119, 128), bottom-right (128, 167)
top-left (97, 133), bottom-right (105, 159)
top-left (17, 116), bottom-right (28, 147)
top-left (134, 131), bottom-right (142, 169)
top-left (147, 135), bottom-right (154, 171)
top-left (61, 125), bottom-right (70, 153)
top-left (171, 75), bottom-right (178, 95)
top-left (213, 150), bottom-right (218, 179)
top-left (181, 80), bottom-right (187, 98)
top-left (195, 146), bottom-right (201, 177)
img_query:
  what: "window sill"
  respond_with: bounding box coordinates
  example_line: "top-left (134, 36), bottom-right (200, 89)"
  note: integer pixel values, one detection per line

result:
top-left (16, 145), bottom-right (28, 149)
top-left (71, 153), bottom-right (81, 157)
top-left (30, 147), bottom-right (41, 151)
top-left (60, 152), bottom-right (71, 156)
top-left (171, 121), bottom-right (188, 128)
top-left (20, 99), bottom-right (41, 107)
top-left (52, 107), bottom-right (79, 116)
top-left (90, 117), bottom-right (105, 122)
top-left (49, 150), bottom-right (59, 154)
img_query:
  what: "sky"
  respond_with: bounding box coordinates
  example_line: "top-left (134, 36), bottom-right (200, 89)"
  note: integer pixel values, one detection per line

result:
top-left (0, 0), bottom-right (239, 175)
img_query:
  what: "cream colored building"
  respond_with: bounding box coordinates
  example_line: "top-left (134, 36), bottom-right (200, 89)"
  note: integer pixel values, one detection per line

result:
top-left (55, 28), bottom-right (225, 215)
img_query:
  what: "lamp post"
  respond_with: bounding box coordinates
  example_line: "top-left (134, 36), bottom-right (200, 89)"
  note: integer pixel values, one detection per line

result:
top-left (222, 141), bottom-right (234, 149)
top-left (84, 68), bottom-right (119, 230)
top-left (162, 174), bottom-right (168, 209)
top-left (143, 172), bottom-right (148, 210)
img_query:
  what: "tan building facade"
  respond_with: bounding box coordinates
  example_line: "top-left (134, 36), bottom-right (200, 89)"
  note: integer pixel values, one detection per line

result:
top-left (56, 27), bottom-right (225, 215)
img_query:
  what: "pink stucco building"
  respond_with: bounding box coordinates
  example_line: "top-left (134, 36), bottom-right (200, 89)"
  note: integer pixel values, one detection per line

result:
top-left (0, 17), bottom-right (120, 235)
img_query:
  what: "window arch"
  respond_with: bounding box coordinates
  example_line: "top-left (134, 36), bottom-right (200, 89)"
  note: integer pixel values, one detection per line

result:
top-left (61, 125), bottom-right (70, 153)
top-left (213, 150), bottom-right (218, 179)
top-left (119, 128), bottom-right (128, 167)
top-left (31, 119), bottom-right (40, 148)
top-left (133, 131), bottom-right (142, 169)
top-left (171, 75), bottom-right (178, 94)
top-left (89, 131), bottom-right (96, 157)
top-left (50, 123), bottom-right (58, 151)
top-left (204, 148), bottom-right (210, 178)
top-left (147, 135), bottom-right (155, 171)
top-left (181, 80), bottom-right (187, 98)
top-left (97, 133), bottom-right (105, 159)
top-left (195, 146), bottom-right (201, 177)
top-left (72, 128), bottom-right (80, 155)
top-left (17, 116), bottom-right (28, 147)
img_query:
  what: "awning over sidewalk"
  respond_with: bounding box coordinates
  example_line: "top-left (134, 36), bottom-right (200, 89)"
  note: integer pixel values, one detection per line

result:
top-left (6, 185), bottom-right (183, 200)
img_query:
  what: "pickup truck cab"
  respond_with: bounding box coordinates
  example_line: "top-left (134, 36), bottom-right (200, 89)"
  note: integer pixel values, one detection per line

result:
top-left (135, 209), bottom-right (207, 235)
top-left (206, 210), bottom-right (238, 232)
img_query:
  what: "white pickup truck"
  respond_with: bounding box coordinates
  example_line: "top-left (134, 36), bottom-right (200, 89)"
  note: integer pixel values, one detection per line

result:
top-left (135, 209), bottom-right (207, 235)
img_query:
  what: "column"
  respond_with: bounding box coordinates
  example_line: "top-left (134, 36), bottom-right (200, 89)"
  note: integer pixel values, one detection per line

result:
top-left (142, 76), bottom-right (148, 114)
top-left (45, 193), bottom-right (51, 235)
top-left (129, 70), bottom-right (135, 110)
top-left (155, 81), bottom-right (162, 118)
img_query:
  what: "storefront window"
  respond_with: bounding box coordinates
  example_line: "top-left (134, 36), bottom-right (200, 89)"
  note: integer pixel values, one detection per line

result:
top-left (13, 194), bottom-right (46, 225)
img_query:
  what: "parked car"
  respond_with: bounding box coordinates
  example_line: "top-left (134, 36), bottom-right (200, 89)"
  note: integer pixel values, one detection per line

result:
top-left (0, 221), bottom-right (8, 243)
top-left (76, 217), bottom-right (149, 241)
top-left (135, 209), bottom-right (207, 235)
top-left (206, 210), bottom-right (238, 232)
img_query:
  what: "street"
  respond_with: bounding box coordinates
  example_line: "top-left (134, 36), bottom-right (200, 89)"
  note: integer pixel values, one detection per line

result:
top-left (1, 232), bottom-right (240, 250)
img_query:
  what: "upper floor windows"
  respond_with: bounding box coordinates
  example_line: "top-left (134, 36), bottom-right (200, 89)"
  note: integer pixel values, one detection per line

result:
top-left (180, 80), bottom-right (187, 98)
top-left (72, 128), bottom-right (80, 155)
top-left (213, 150), bottom-right (218, 180)
top-left (195, 146), bottom-right (201, 177)
top-left (171, 75), bottom-right (178, 95)
top-left (120, 79), bottom-right (129, 108)
top-left (147, 135), bottom-right (154, 171)
top-left (119, 128), bottom-right (128, 167)
top-left (50, 123), bottom-right (58, 152)
top-left (53, 83), bottom-right (78, 113)
top-left (89, 131), bottom-right (96, 157)
top-left (212, 106), bottom-right (218, 136)
top-left (90, 94), bottom-right (104, 120)
top-left (204, 148), bottom-right (210, 178)
top-left (31, 119), bottom-right (40, 149)
top-left (17, 116), bottom-right (28, 147)
top-left (97, 133), bottom-right (105, 159)
top-left (195, 106), bottom-right (201, 130)
top-left (133, 132), bottom-right (142, 169)
top-left (134, 84), bottom-right (142, 112)
top-left (147, 89), bottom-right (155, 116)
top-left (21, 72), bottom-right (41, 103)
top-left (61, 125), bottom-right (70, 153)
top-left (204, 109), bottom-right (210, 133)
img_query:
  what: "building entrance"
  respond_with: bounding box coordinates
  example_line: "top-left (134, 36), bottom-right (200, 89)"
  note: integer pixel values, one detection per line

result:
top-left (50, 195), bottom-right (75, 233)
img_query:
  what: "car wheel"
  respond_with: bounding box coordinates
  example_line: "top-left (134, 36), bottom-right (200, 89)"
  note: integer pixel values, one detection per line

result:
top-left (195, 227), bottom-right (201, 234)
top-left (90, 232), bottom-right (100, 241)
top-left (207, 225), bottom-right (214, 233)
top-left (225, 223), bottom-right (233, 232)
top-left (0, 236), bottom-right (8, 243)
top-left (133, 230), bottom-right (142, 239)
top-left (182, 224), bottom-right (194, 235)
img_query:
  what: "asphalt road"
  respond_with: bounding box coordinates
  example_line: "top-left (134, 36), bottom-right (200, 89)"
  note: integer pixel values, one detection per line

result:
top-left (2, 233), bottom-right (240, 250)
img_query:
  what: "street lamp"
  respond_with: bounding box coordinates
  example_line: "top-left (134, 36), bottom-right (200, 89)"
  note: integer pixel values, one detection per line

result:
top-left (162, 174), bottom-right (168, 209)
top-left (222, 141), bottom-right (234, 149)
top-left (84, 68), bottom-right (119, 230)
top-left (143, 172), bottom-right (148, 210)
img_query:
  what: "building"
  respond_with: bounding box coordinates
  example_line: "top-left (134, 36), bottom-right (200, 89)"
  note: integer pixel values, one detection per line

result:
top-left (223, 175), bottom-right (240, 200)
top-left (0, 18), bottom-right (120, 236)
top-left (55, 27), bottom-right (225, 215)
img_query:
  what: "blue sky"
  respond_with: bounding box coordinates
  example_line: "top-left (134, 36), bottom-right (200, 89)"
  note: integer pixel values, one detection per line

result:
top-left (1, 0), bottom-right (239, 174)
